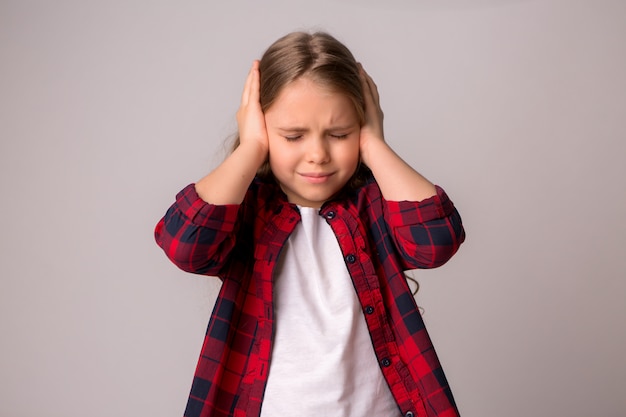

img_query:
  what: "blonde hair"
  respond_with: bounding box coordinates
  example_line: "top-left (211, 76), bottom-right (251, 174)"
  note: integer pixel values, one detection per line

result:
top-left (234, 31), bottom-right (371, 188)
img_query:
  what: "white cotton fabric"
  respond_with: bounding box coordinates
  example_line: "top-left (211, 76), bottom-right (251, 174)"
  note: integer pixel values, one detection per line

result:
top-left (260, 206), bottom-right (399, 417)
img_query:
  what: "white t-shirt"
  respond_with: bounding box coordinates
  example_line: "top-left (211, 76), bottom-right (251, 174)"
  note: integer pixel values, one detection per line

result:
top-left (260, 206), bottom-right (399, 417)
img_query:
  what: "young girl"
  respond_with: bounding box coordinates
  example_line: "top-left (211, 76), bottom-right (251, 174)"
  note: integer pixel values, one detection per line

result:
top-left (155, 31), bottom-right (465, 417)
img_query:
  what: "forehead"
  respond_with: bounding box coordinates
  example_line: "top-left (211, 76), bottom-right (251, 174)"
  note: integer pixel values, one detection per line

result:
top-left (265, 77), bottom-right (358, 126)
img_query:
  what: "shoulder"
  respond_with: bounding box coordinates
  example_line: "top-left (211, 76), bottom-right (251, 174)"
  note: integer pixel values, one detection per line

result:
top-left (247, 176), bottom-right (287, 206)
top-left (348, 172), bottom-right (384, 211)
top-left (240, 176), bottom-right (294, 222)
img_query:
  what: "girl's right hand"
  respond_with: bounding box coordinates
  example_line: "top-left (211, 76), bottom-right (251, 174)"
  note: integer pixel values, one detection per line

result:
top-left (236, 60), bottom-right (269, 156)
top-left (194, 61), bottom-right (269, 205)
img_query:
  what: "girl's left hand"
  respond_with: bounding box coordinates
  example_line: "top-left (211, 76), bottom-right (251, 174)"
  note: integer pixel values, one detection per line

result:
top-left (358, 64), bottom-right (385, 165)
top-left (355, 65), bottom-right (438, 202)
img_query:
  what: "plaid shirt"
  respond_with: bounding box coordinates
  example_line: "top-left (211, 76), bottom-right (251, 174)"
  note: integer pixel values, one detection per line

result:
top-left (155, 175), bottom-right (465, 417)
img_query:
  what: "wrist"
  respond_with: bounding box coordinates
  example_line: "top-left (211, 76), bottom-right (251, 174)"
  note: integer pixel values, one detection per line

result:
top-left (235, 140), bottom-right (268, 171)
top-left (360, 136), bottom-right (386, 167)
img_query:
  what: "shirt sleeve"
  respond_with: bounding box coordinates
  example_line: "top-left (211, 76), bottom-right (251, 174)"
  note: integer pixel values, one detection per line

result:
top-left (384, 185), bottom-right (465, 270)
top-left (154, 184), bottom-right (241, 276)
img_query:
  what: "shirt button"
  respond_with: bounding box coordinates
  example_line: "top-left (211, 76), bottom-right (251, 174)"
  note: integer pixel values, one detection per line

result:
top-left (325, 211), bottom-right (336, 219)
top-left (381, 358), bottom-right (391, 367)
top-left (365, 306), bottom-right (375, 314)
top-left (405, 412), bottom-right (414, 417)
top-left (346, 254), bottom-right (356, 264)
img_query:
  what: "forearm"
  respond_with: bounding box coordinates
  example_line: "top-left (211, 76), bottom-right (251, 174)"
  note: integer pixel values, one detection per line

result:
top-left (361, 139), bottom-right (437, 202)
top-left (195, 141), bottom-right (266, 205)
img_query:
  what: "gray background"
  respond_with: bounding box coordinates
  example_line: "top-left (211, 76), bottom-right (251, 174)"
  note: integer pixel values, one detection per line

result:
top-left (1, 1), bottom-right (625, 416)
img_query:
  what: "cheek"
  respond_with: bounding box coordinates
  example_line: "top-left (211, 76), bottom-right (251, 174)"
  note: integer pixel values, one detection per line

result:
top-left (267, 134), bottom-right (288, 160)
top-left (341, 138), bottom-right (361, 165)
top-left (266, 132), bottom-right (280, 152)
top-left (267, 138), bottom-right (293, 174)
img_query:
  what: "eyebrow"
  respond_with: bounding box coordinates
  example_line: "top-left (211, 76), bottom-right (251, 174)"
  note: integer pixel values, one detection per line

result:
top-left (276, 125), bottom-right (356, 133)
top-left (277, 127), bottom-right (308, 133)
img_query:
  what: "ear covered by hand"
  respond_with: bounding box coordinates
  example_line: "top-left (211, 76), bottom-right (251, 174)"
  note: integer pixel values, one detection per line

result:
top-left (357, 64), bottom-right (386, 166)
top-left (236, 60), bottom-right (269, 156)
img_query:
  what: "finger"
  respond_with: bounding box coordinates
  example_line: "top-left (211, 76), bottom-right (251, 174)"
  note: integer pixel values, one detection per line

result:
top-left (241, 74), bottom-right (252, 107)
top-left (368, 77), bottom-right (380, 105)
top-left (357, 64), bottom-right (374, 97)
top-left (240, 61), bottom-right (257, 106)
top-left (361, 67), bottom-right (380, 105)
top-left (358, 64), bottom-right (372, 99)
top-left (248, 60), bottom-right (261, 108)
top-left (359, 70), bottom-right (379, 117)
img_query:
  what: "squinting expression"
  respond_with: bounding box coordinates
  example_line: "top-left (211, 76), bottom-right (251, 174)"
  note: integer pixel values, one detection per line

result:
top-left (265, 77), bottom-right (361, 208)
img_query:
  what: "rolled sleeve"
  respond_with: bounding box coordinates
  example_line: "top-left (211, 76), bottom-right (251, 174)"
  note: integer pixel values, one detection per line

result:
top-left (385, 186), bottom-right (465, 269)
top-left (155, 184), bottom-right (241, 275)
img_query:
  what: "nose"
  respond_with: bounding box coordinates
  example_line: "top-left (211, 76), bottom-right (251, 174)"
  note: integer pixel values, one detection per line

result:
top-left (306, 136), bottom-right (330, 164)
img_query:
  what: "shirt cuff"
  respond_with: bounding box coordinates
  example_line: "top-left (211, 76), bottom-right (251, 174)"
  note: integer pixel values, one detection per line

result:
top-left (385, 185), bottom-right (455, 225)
top-left (174, 183), bottom-right (241, 231)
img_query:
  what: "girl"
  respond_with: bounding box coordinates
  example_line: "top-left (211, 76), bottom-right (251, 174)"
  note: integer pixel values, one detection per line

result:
top-left (155, 31), bottom-right (465, 417)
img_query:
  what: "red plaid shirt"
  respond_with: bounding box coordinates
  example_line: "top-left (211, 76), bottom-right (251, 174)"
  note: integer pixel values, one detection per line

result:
top-left (155, 175), bottom-right (465, 417)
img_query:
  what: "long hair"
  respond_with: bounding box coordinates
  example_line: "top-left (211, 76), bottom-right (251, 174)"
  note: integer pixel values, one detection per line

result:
top-left (232, 31), bottom-right (371, 189)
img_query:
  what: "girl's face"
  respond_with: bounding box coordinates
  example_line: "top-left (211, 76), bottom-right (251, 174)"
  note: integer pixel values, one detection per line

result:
top-left (264, 76), bottom-right (361, 208)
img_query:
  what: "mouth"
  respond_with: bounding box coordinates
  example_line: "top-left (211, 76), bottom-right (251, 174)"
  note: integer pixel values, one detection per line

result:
top-left (299, 172), bottom-right (334, 184)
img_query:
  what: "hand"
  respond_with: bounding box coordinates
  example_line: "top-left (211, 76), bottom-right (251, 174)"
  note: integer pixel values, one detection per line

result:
top-left (358, 64), bottom-right (385, 166)
top-left (194, 61), bottom-right (269, 204)
top-left (355, 65), bottom-right (437, 201)
top-left (236, 60), bottom-right (269, 156)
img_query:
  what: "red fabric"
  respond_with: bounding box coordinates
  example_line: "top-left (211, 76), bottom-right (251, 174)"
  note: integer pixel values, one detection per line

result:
top-left (155, 175), bottom-right (465, 417)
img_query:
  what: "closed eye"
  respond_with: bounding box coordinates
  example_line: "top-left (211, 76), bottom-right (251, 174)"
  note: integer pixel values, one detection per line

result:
top-left (330, 133), bottom-right (349, 139)
top-left (284, 135), bottom-right (302, 141)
